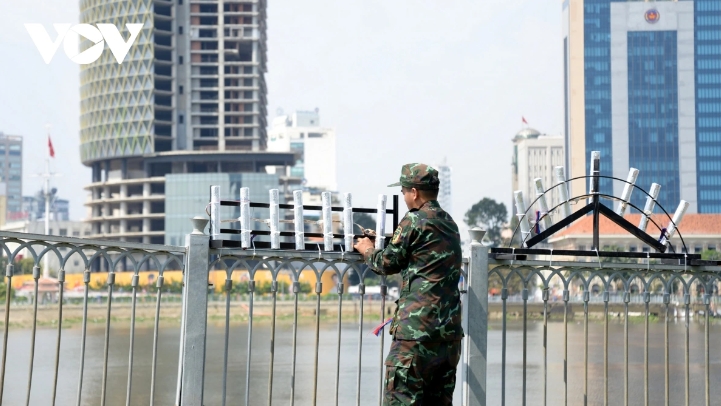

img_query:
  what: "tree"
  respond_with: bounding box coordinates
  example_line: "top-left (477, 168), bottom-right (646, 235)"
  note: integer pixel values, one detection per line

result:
top-left (600, 245), bottom-right (627, 263)
top-left (504, 214), bottom-right (523, 247)
top-left (16, 258), bottom-right (36, 275)
top-left (701, 250), bottom-right (721, 261)
top-left (464, 198), bottom-right (508, 247)
top-left (354, 213), bottom-right (376, 233)
top-left (0, 257), bottom-right (39, 275)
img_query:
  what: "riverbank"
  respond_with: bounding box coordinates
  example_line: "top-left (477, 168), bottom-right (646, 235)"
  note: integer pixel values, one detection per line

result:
top-left (0, 299), bottom-right (394, 328)
top-left (2, 299), bottom-right (715, 329)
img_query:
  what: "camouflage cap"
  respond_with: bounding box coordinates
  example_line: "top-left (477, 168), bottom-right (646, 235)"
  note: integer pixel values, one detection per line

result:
top-left (387, 163), bottom-right (440, 190)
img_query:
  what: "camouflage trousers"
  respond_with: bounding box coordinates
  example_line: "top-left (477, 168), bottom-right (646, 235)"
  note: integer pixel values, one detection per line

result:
top-left (383, 339), bottom-right (461, 406)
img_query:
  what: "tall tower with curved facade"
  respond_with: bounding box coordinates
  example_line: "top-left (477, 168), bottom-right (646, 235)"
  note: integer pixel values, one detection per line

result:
top-left (80, 0), bottom-right (293, 243)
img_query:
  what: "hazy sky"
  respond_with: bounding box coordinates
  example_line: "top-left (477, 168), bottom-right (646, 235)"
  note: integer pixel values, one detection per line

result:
top-left (0, 0), bottom-right (563, 235)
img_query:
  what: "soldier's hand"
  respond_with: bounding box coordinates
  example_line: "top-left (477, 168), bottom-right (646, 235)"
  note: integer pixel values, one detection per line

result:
top-left (354, 237), bottom-right (374, 256)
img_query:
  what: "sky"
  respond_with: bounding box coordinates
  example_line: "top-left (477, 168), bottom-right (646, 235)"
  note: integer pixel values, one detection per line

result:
top-left (0, 0), bottom-right (563, 235)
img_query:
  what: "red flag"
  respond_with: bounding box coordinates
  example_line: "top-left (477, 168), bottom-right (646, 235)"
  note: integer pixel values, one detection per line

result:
top-left (522, 116), bottom-right (528, 125)
top-left (48, 136), bottom-right (55, 158)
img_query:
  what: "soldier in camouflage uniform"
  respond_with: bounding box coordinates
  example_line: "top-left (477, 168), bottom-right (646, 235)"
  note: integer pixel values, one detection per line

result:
top-left (354, 163), bottom-right (464, 405)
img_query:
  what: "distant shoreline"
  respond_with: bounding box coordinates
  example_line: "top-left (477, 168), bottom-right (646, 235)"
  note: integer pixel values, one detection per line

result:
top-left (0, 299), bottom-right (394, 329)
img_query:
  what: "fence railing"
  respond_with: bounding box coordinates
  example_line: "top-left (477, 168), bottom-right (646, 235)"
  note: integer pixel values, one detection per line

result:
top-left (184, 228), bottom-right (477, 406)
top-left (0, 230), bottom-right (185, 406)
top-left (6, 226), bottom-right (719, 406)
top-left (486, 250), bottom-right (721, 406)
top-left (0, 229), bottom-right (485, 406)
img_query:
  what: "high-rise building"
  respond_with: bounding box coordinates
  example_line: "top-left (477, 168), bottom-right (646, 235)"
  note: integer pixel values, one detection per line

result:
top-left (563, 0), bottom-right (721, 213)
top-left (79, 0), bottom-right (293, 243)
top-left (267, 110), bottom-right (337, 192)
top-left (436, 159), bottom-right (452, 215)
top-left (0, 133), bottom-right (22, 220)
top-left (511, 128), bottom-right (565, 217)
top-left (22, 190), bottom-right (70, 222)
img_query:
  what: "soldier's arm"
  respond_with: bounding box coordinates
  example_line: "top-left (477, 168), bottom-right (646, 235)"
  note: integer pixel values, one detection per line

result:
top-left (365, 215), bottom-right (416, 275)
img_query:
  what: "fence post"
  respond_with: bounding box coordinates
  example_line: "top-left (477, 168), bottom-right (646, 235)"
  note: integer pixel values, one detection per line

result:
top-left (179, 217), bottom-right (210, 406)
top-left (463, 231), bottom-right (488, 406)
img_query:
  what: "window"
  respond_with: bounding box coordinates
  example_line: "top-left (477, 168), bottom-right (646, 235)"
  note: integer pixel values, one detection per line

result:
top-left (59, 228), bottom-right (67, 236)
top-left (179, 114), bottom-right (184, 124)
top-left (629, 246), bottom-right (637, 252)
top-left (179, 56), bottom-right (184, 64)
top-left (179, 85), bottom-right (184, 94)
top-left (179, 25), bottom-right (183, 34)
top-left (200, 128), bottom-right (218, 137)
top-left (200, 116), bottom-right (218, 125)
top-left (578, 245), bottom-right (586, 251)
top-left (72, 231), bottom-right (80, 237)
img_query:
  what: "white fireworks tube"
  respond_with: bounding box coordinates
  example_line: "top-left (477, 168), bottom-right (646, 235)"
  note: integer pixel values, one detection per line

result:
top-left (514, 190), bottom-right (531, 247)
top-left (616, 168), bottom-right (639, 216)
top-left (269, 189), bottom-right (280, 249)
top-left (588, 150), bottom-right (600, 204)
top-left (343, 193), bottom-right (354, 253)
top-left (293, 190), bottom-right (304, 250)
top-left (534, 178), bottom-right (552, 231)
top-left (660, 200), bottom-right (689, 248)
top-left (554, 166), bottom-right (572, 219)
top-left (240, 187), bottom-right (251, 248)
top-left (210, 185), bottom-right (220, 240)
top-left (637, 183), bottom-right (660, 233)
top-left (375, 194), bottom-right (387, 250)
top-left (322, 192), bottom-right (333, 251)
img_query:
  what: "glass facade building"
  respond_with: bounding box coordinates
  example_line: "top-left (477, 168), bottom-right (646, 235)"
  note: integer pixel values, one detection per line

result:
top-left (695, 0), bottom-right (721, 212)
top-left (165, 172), bottom-right (280, 246)
top-left (627, 31), bottom-right (679, 209)
top-left (0, 133), bottom-right (23, 219)
top-left (564, 0), bottom-right (721, 214)
top-left (582, 0), bottom-right (614, 198)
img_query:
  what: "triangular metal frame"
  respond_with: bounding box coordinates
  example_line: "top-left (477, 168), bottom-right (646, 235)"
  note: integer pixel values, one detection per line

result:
top-left (524, 153), bottom-right (666, 253)
top-left (525, 193), bottom-right (666, 253)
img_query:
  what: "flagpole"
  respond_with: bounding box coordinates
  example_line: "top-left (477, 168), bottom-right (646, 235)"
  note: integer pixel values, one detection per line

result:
top-left (31, 127), bottom-right (59, 279)
top-left (44, 156), bottom-right (50, 279)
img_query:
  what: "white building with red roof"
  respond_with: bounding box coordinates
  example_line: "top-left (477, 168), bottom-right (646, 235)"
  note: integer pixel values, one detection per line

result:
top-left (548, 213), bottom-right (721, 255)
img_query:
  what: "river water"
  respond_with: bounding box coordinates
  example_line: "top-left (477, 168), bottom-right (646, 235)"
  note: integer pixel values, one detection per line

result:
top-left (1, 318), bottom-right (720, 405)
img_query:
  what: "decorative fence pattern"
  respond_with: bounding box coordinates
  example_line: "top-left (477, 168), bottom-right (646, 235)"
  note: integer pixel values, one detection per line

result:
top-left (1, 215), bottom-right (719, 406)
top-left (486, 252), bottom-right (721, 406)
top-left (0, 231), bottom-right (185, 406)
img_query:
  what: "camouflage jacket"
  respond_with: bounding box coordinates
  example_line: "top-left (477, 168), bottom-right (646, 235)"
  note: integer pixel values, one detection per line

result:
top-left (366, 200), bottom-right (464, 342)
